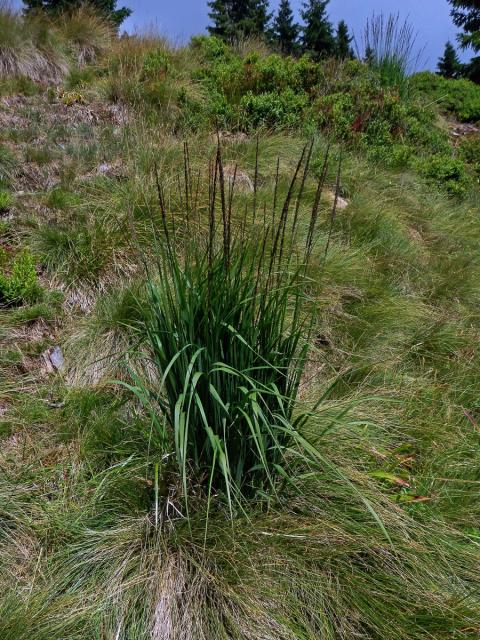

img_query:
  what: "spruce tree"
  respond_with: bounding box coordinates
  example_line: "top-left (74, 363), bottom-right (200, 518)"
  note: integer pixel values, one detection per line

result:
top-left (448, 0), bottom-right (480, 52)
top-left (23, 0), bottom-right (131, 27)
top-left (466, 55), bottom-right (480, 82)
top-left (364, 45), bottom-right (375, 65)
top-left (272, 0), bottom-right (299, 55)
top-left (301, 0), bottom-right (335, 60)
top-left (243, 0), bottom-right (271, 37)
top-left (208, 0), bottom-right (271, 42)
top-left (335, 19), bottom-right (354, 59)
top-left (208, 0), bottom-right (235, 40)
top-left (437, 41), bottom-right (462, 78)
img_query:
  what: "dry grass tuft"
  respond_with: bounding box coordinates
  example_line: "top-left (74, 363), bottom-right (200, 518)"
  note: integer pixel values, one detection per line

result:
top-left (58, 6), bottom-right (114, 66)
top-left (0, 3), bottom-right (114, 83)
top-left (0, 4), bottom-right (68, 83)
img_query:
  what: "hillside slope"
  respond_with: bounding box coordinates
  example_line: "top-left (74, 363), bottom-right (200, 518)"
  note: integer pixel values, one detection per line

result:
top-left (1, 14), bottom-right (480, 640)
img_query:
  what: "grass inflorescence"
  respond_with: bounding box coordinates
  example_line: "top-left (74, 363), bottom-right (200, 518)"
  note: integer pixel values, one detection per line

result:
top-left (126, 140), bottom-right (336, 518)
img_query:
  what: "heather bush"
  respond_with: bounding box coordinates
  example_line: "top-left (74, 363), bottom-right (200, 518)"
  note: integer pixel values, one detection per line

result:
top-left (459, 134), bottom-right (480, 179)
top-left (240, 87), bottom-right (309, 129)
top-left (415, 155), bottom-right (471, 196)
top-left (412, 72), bottom-right (480, 122)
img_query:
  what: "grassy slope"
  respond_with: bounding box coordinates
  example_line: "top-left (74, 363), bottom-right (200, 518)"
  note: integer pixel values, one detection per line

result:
top-left (1, 28), bottom-right (480, 640)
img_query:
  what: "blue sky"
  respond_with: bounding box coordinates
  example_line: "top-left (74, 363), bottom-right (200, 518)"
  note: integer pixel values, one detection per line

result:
top-left (122, 0), bottom-right (470, 70)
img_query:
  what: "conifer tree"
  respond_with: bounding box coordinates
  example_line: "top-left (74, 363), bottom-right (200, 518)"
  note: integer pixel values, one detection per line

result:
top-left (208, 0), bottom-right (271, 42)
top-left (208, 0), bottom-right (234, 40)
top-left (364, 45), bottom-right (375, 65)
top-left (335, 19), bottom-right (354, 59)
top-left (272, 0), bottom-right (299, 55)
top-left (300, 0), bottom-right (334, 60)
top-left (466, 55), bottom-right (480, 82)
top-left (448, 0), bottom-right (480, 52)
top-left (245, 0), bottom-right (271, 37)
top-left (437, 41), bottom-right (462, 78)
top-left (23, 0), bottom-right (131, 26)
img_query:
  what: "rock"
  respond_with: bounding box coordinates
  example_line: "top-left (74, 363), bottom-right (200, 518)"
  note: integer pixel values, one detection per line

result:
top-left (42, 346), bottom-right (65, 374)
top-left (448, 119), bottom-right (480, 140)
top-left (408, 227), bottom-right (423, 243)
top-left (97, 162), bottom-right (112, 174)
top-left (223, 163), bottom-right (254, 193)
top-left (325, 190), bottom-right (349, 210)
top-left (95, 160), bottom-right (125, 179)
top-left (217, 131), bottom-right (248, 143)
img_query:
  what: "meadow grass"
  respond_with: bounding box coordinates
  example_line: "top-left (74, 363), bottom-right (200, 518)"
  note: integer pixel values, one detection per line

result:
top-left (0, 24), bottom-right (480, 640)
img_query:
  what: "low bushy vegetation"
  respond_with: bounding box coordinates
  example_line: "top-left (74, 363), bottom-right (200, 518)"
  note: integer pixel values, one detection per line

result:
top-left (0, 189), bottom-right (12, 212)
top-left (98, 35), bottom-right (476, 196)
top-left (0, 248), bottom-right (41, 305)
top-left (459, 133), bottom-right (480, 177)
top-left (416, 154), bottom-right (471, 196)
top-left (1, 6), bottom-right (480, 639)
top-left (412, 71), bottom-right (480, 122)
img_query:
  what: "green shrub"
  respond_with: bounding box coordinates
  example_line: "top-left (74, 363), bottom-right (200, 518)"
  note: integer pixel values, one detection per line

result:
top-left (0, 249), bottom-right (41, 306)
top-left (102, 37), bottom-right (471, 183)
top-left (404, 109), bottom-right (451, 155)
top-left (194, 51), bottom-right (323, 106)
top-left (190, 35), bottom-right (231, 62)
top-left (177, 86), bottom-right (232, 132)
top-left (0, 190), bottom-right (12, 213)
top-left (412, 72), bottom-right (480, 122)
top-left (240, 88), bottom-right (309, 129)
top-left (316, 88), bottom-right (409, 152)
top-left (415, 155), bottom-right (470, 196)
top-left (253, 54), bottom-right (303, 92)
top-left (459, 134), bottom-right (480, 178)
top-left (103, 37), bottom-right (465, 177)
top-left (313, 79), bottom-right (457, 172)
top-left (141, 48), bottom-right (171, 79)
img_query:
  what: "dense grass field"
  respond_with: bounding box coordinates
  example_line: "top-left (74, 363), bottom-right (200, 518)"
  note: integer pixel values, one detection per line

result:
top-left (1, 7), bottom-right (480, 639)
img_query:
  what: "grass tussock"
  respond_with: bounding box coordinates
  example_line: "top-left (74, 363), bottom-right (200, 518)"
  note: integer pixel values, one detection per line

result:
top-left (130, 141), bottom-right (332, 512)
top-left (0, 3), bottom-right (67, 83)
top-left (361, 13), bottom-right (422, 94)
top-left (58, 5), bottom-right (114, 66)
top-left (0, 3), bottom-right (113, 83)
top-left (1, 424), bottom-right (479, 639)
